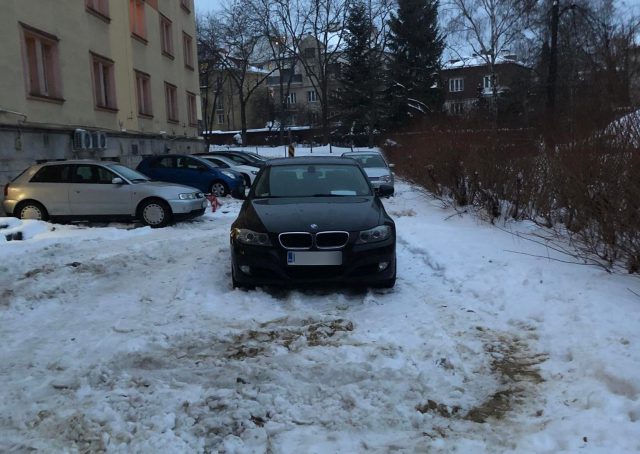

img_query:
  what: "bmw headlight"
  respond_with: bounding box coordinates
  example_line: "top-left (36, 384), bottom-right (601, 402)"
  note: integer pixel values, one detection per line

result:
top-left (221, 170), bottom-right (237, 179)
top-left (231, 228), bottom-right (272, 246)
top-left (178, 193), bottom-right (196, 200)
top-left (358, 225), bottom-right (392, 243)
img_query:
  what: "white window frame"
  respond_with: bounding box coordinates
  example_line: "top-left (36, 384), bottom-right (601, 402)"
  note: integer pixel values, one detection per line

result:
top-left (449, 77), bottom-right (464, 93)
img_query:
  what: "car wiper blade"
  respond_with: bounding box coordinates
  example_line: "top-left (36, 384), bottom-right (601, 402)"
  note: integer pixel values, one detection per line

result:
top-left (130, 178), bottom-right (149, 183)
top-left (311, 193), bottom-right (346, 197)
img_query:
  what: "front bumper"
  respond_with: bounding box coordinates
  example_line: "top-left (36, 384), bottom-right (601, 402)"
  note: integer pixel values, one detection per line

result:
top-left (167, 198), bottom-right (208, 215)
top-left (231, 236), bottom-right (396, 287)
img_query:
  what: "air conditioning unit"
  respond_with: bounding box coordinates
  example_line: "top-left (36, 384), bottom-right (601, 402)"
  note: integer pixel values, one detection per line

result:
top-left (91, 131), bottom-right (107, 150)
top-left (73, 129), bottom-right (92, 150)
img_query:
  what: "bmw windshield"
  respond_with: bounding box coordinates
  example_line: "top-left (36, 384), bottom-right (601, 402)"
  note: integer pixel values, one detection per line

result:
top-left (252, 164), bottom-right (372, 198)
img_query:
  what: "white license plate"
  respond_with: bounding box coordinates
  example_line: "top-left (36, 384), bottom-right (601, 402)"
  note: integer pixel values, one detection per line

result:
top-left (286, 251), bottom-right (342, 266)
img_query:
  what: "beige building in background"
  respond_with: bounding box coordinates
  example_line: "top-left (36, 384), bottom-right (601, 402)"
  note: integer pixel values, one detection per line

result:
top-left (0, 0), bottom-right (204, 213)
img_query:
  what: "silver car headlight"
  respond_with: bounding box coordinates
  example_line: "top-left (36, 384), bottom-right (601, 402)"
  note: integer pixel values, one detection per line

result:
top-left (358, 225), bottom-right (392, 243)
top-left (380, 174), bottom-right (392, 183)
top-left (221, 170), bottom-right (237, 179)
top-left (178, 193), bottom-right (197, 200)
top-left (251, 170), bottom-right (258, 175)
top-left (231, 228), bottom-right (272, 246)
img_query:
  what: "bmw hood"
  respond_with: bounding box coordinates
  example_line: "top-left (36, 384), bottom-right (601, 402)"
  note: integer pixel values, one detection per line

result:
top-left (243, 197), bottom-right (383, 232)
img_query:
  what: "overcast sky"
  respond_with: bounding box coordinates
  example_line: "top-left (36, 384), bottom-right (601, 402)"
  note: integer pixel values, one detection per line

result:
top-left (194, 0), bottom-right (640, 21)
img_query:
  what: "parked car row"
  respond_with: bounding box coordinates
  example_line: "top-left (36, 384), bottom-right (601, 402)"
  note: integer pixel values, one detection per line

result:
top-left (1, 151), bottom-right (269, 228)
top-left (2, 149), bottom-right (397, 287)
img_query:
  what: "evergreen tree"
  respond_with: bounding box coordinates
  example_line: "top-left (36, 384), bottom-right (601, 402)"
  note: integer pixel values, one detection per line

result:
top-left (386, 0), bottom-right (444, 127)
top-left (338, 0), bottom-right (385, 146)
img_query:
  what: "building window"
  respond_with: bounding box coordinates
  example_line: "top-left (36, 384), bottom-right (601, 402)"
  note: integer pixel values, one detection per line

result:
top-left (135, 70), bottom-right (152, 116)
top-left (181, 0), bottom-right (191, 12)
top-left (449, 77), bottom-right (464, 93)
top-left (85, 0), bottom-right (109, 19)
top-left (183, 32), bottom-right (194, 69)
top-left (91, 53), bottom-right (117, 110)
top-left (165, 82), bottom-right (178, 122)
top-left (286, 92), bottom-right (297, 105)
top-left (20, 23), bottom-right (62, 100)
top-left (217, 113), bottom-right (225, 124)
top-left (160, 15), bottom-right (174, 57)
top-left (483, 74), bottom-right (497, 91)
top-left (129, 0), bottom-right (146, 41)
top-left (450, 102), bottom-right (464, 115)
top-left (186, 91), bottom-right (197, 126)
top-left (307, 90), bottom-right (317, 102)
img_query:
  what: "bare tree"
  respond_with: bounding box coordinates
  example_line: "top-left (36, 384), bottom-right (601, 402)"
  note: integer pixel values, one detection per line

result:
top-left (447, 0), bottom-right (536, 124)
top-left (207, 0), bottom-right (276, 145)
top-left (295, 0), bottom-right (351, 144)
top-left (197, 15), bottom-right (227, 141)
top-left (249, 0), bottom-right (306, 145)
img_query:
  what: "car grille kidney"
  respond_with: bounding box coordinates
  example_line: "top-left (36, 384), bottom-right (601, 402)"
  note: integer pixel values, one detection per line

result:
top-left (316, 231), bottom-right (349, 249)
top-left (279, 231), bottom-right (349, 250)
top-left (279, 232), bottom-right (313, 249)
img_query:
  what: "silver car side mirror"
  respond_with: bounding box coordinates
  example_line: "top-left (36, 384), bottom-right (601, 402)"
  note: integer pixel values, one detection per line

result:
top-left (112, 177), bottom-right (124, 185)
top-left (388, 163), bottom-right (395, 168)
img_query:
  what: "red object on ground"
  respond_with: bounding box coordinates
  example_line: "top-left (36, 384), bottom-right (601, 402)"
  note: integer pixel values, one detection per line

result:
top-left (206, 194), bottom-right (222, 212)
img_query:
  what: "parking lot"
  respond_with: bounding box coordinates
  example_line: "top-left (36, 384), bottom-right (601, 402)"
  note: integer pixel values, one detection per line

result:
top-left (1, 181), bottom-right (639, 453)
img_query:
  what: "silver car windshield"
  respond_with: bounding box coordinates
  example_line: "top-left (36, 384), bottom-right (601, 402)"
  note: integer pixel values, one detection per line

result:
top-left (107, 164), bottom-right (150, 182)
top-left (253, 164), bottom-right (371, 198)
top-left (348, 155), bottom-right (387, 168)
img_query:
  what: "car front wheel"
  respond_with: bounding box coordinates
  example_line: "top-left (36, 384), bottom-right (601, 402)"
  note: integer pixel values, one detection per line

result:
top-left (139, 199), bottom-right (171, 228)
top-left (211, 181), bottom-right (229, 197)
top-left (16, 201), bottom-right (49, 221)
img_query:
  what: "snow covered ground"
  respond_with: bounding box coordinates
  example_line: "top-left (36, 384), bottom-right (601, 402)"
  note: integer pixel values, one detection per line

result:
top-left (1, 148), bottom-right (639, 453)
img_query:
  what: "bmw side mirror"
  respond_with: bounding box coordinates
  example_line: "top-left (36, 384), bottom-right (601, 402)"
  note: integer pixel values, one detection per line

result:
top-left (376, 184), bottom-right (394, 197)
top-left (112, 177), bottom-right (124, 185)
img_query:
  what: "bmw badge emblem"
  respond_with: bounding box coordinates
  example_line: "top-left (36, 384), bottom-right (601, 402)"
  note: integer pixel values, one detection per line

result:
top-left (310, 223), bottom-right (318, 230)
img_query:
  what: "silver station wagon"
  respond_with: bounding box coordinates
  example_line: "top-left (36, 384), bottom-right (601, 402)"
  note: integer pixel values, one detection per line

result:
top-left (3, 160), bottom-right (208, 228)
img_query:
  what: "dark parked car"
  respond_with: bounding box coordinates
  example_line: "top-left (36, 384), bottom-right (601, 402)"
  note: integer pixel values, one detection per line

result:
top-left (137, 154), bottom-right (245, 198)
top-left (230, 157), bottom-right (396, 288)
top-left (204, 150), bottom-right (269, 168)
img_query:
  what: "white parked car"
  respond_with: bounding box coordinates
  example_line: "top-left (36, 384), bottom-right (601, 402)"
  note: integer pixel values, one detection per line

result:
top-left (195, 154), bottom-right (260, 186)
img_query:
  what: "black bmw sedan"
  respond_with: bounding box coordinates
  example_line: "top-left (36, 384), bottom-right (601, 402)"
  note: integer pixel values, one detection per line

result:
top-left (230, 156), bottom-right (396, 288)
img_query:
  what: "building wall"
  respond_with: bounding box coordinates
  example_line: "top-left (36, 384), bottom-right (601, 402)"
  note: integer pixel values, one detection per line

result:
top-left (0, 0), bottom-right (204, 214)
top-left (202, 71), bottom-right (270, 133)
top-left (264, 38), bottom-right (341, 127)
top-left (441, 62), bottom-right (531, 114)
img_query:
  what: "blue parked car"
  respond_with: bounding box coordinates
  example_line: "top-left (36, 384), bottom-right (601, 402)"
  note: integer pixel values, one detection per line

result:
top-left (137, 154), bottom-right (245, 198)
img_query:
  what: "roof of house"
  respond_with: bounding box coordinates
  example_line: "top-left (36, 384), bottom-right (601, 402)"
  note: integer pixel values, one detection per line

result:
top-left (442, 54), bottom-right (529, 70)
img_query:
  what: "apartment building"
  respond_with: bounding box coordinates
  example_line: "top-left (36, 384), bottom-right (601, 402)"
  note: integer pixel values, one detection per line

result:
top-left (264, 36), bottom-right (342, 128)
top-left (441, 54), bottom-right (532, 116)
top-left (0, 0), bottom-right (203, 213)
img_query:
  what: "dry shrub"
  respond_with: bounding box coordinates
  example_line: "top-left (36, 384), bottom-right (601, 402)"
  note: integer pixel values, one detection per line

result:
top-left (384, 123), bottom-right (640, 273)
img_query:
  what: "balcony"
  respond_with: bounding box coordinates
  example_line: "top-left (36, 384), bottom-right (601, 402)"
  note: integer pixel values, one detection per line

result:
top-left (267, 74), bottom-right (303, 86)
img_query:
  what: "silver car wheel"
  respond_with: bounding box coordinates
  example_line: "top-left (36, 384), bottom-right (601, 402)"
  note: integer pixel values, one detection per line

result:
top-left (211, 182), bottom-right (227, 197)
top-left (20, 204), bottom-right (44, 220)
top-left (142, 203), bottom-right (166, 226)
